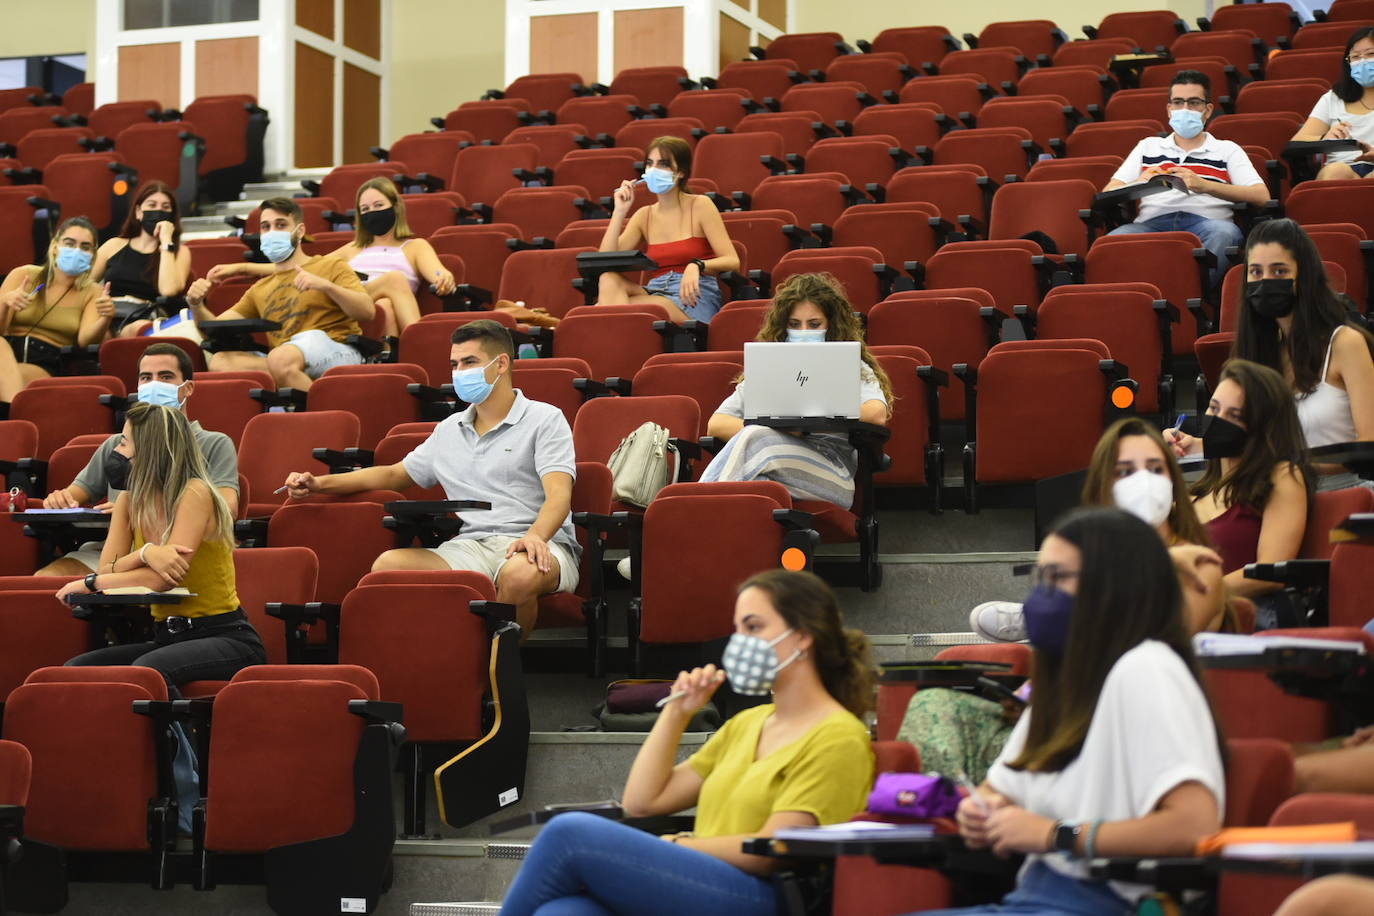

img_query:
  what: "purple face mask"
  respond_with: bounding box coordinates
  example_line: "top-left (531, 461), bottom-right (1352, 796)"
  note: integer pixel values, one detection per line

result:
top-left (1023, 585), bottom-right (1074, 656)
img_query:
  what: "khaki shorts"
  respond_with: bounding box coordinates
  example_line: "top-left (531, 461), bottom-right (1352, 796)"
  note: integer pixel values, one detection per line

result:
top-left (430, 535), bottom-right (579, 594)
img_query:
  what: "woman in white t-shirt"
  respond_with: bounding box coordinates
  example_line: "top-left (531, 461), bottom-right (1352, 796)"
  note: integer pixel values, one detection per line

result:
top-left (909, 507), bottom-right (1225, 916)
top-left (1294, 26), bottom-right (1374, 180)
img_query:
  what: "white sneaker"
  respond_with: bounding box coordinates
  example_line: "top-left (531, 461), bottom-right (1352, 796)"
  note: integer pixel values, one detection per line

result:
top-left (969, 601), bottom-right (1027, 643)
top-left (616, 556), bottom-right (632, 580)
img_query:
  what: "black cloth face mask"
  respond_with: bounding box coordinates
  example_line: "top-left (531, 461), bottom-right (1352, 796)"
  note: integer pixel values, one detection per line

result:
top-left (360, 208), bottom-right (397, 237)
top-left (141, 211), bottom-right (173, 236)
top-left (1201, 414), bottom-right (1248, 460)
top-left (1245, 278), bottom-right (1297, 319)
top-left (104, 450), bottom-right (132, 491)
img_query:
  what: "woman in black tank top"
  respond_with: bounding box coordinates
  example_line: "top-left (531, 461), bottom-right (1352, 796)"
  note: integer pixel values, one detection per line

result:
top-left (92, 180), bottom-right (192, 336)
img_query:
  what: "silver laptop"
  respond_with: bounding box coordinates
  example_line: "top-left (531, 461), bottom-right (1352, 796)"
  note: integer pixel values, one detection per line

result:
top-left (741, 341), bottom-right (863, 420)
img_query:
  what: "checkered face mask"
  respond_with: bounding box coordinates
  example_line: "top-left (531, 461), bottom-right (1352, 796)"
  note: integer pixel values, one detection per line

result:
top-left (721, 628), bottom-right (801, 696)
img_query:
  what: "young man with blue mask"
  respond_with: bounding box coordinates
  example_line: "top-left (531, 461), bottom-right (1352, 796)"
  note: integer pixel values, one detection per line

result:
top-left (184, 197), bottom-right (373, 391)
top-left (281, 320), bottom-right (578, 637)
top-left (1101, 70), bottom-right (1268, 288)
top-left (37, 342), bottom-right (239, 579)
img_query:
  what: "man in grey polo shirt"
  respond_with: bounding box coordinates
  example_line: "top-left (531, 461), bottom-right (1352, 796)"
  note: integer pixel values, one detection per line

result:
top-left (282, 319), bottom-right (577, 636)
top-left (37, 342), bottom-right (240, 578)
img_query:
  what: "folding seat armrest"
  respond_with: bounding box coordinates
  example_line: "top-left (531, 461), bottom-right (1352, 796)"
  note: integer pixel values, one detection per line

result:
top-left (847, 422), bottom-right (892, 469)
top-left (872, 261), bottom-right (900, 298)
top-left (1186, 298), bottom-right (1213, 335)
top-left (7, 456), bottom-right (44, 494)
top-left (1243, 559), bottom-right (1330, 589)
top-left (483, 88), bottom-right (506, 100)
top-left (0, 162), bottom-right (38, 184)
top-left (699, 76), bottom-right (719, 89)
top-left (922, 62), bottom-right (941, 76)
top-left (571, 376), bottom-right (626, 399)
top-left (855, 39), bottom-right (873, 53)
top-left (513, 326), bottom-right (554, 357)
top-left (158, 108), bottom-right (184, 121)
top-left (463, 201), bottom-right (494, 223)
top-left (839, 184), bottom-right (870, 207)
top-left (810, 120), bottom-right (840, 140)
top-left (717, 270), bottom-right (763, 300)
top-left (670, 437), bottom-right (702, 464)
top-left (833, 119), bottom-right (854, 136)
top-left (739, 97), bottom-right (768, 114)
top-left (730, 190), bottom-right (753, 210)
top-left (96, 392), bottom-right (129, 414)
top-left (699, 436), bottom-right (725, 455)
top-left (961, 32), bottom-right (979, 49)
top-left (704, 190), bottom-right (733, 212)
top-left (369, 145), bottom-right (390, 161)
top-left (399, 171), bottom-right (445, 193)
top-left (469, 599), bottom-right (519, 630)
top-left (505, 237), bottom-right (554, 251)
top-left (784, 152), bottom-right (805, 172)
top-left (300, 179), bottom-right (322, 196)
top-left (746, 268), bottom-right (773, 296)
top-left (677, 76), bottom-right (699, 90)
top-left (749, 46), bottom-right (768, 60)
top-left (855, 91), bottom-right (880, 108)
top-left (406, 382), bottom-right (452, 404)
top-left (573, 133), bottom-right (602, 149)
top-left (234, 517), bottom-right (270, 546)
top-left (807, 69), bottom-right (828, 82)
top-left (772, 507), bottom-right (816, 531)
top-left (900, 260), bottom-right (925, 288)
top-left (1099, 358), bottom-right (1130, 381)
top-left (652, 318), bottom-right (708, 352)
top-left (955, 214), bottom-right (986, 240)
top-left (917, 365), bottom-right (949, 443)
top-left (320, 208), bottom-right (354, 227)
top-left (913, 145), bottom-right (934, 165)
top-left (312, 447), bottom-right (374, 473)
top-left (1010, 305), bottom-right (1035, 340)
top-left (953, 363), bottom-right (978, 439)
top-left (348, 699), bottom-right (406, 731)
top-left (430, 115), bottom-right (447, 130)
top-left (889, 147), bottom-right (915, 170)
top-left (0, 143), bottom-right (14, 160)
top-left (808, 222), bottom-right (833, 246)
top-left (249, 386), bottom-right (306, 410)
top-left (625, 103), bottom-right (652, 119)
top-left (26, 195), bottom-right (60, 220)
top-left (864, 177), bottom-right (891, 200)
top-left (574, 197), bottom-right (610, 219)
top-left (760, 154), bottom-right (788, 175)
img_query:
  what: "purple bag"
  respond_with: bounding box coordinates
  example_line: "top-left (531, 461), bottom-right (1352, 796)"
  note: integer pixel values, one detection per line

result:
top-left (866, 772), bottom-right (961, 819)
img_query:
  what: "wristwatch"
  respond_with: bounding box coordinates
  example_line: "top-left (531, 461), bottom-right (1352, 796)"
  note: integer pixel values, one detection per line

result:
top-left (84, 572), bottom-right (99, 592)
top-left (1052, 821), bottom-right (1083, 856)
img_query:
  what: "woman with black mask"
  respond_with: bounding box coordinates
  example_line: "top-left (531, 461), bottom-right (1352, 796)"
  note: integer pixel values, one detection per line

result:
top-left (1169, 359), bottom-right (1313, 628)
top-left (93, 180), bottom-right (192, 337)
top-left (1230, 218), bottom-right (1374, 488)
top-left (208, 177), bottom-right (454, 337)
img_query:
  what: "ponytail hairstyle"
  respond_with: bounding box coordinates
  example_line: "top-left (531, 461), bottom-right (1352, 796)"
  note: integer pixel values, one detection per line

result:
top-left (738, 569), bottom-right (876, 718)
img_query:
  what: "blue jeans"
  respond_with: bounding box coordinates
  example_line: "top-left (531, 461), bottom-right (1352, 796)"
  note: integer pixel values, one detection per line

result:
top-left (498, 811), bottom-right (777, 916)
top-left (1107, 211), bottom-right (1242, 290)
top-left (911, 859), bottom-right (1134, 916)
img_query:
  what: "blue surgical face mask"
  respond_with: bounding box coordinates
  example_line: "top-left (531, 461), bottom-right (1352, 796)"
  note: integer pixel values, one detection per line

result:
top-left (1023, 584), bottom-right (1075, 656)
top-left (1169, 109), bottom-right (1205, 140)
top-left (1353, 60), bottom-right (1374, 88)
top-left (259, 228), bottom-right (299, 263)
top-left (643, 167), bottom-right (677, 194)
top-left (786, 328), bottom-right (827, 343)
top-left (136, 379), bottom-right (187, 409)
top-left (56, 246), bottom-right (92, 276)
top-left (452, 356), bottom-right (500, 406)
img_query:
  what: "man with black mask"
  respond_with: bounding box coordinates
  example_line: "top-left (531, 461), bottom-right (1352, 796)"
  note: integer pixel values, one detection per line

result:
top-left (36, 342), bottom-right (238, 578)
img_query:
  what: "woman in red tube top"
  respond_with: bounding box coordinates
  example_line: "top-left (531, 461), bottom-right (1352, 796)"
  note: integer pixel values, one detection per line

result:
top-left (597, 135), bottom-right (738, 323)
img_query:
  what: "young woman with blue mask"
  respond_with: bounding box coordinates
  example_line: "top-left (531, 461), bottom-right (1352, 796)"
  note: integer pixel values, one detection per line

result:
top-left (596, 135), bottom-right (738, 323)
top-left (499, 569), bottom-right (875, 916)
top-left (1293, 27), bottom-right (1374, 180)
top-left (0, 216), bottom-right (114, 386)
top-left (909, 507), bottom-right (1226, 916)
top-left (702, 272), bottom-right (892, 508)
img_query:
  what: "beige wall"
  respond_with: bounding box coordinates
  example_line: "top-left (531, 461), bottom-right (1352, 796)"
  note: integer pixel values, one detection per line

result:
top-left (794, 0), bottom-right (1210, 46)
top-left (0, 0), bottom-right (96, 63)
top-left (388, 0), bottom-right (505, 140)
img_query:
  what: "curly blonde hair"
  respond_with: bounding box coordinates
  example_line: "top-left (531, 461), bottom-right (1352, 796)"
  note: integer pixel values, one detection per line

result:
top-left (750, 272), bottom-right (893, 409)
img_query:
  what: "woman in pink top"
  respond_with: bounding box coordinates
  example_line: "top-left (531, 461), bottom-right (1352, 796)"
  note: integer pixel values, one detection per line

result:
top-left (1168, 359), bottom-right (1313, 628)
top-left (211, 178), bottom-right (455, 337)
top-left (598, 135), bottom-right (738, 323)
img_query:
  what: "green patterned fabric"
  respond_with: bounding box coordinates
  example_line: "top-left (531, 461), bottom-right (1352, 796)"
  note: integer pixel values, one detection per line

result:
top-left (897, 688), bottom-right (1016, 784)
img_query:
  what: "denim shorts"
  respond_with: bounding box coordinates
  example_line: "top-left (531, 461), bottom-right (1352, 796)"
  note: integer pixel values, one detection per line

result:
top-left (1352, 162), bottom-right (1374, 178)
top-left (644, 270), bottom-right (723, 323)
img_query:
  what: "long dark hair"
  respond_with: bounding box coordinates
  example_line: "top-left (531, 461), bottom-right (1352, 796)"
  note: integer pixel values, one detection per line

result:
top-left (1081, 417), bottom-right (1212, 547)
top-left (738, 569), bottom-right (876, 718)
top-left (1190, 359), bottom-right (1313, 512)
top-left (1334, 26), bottom-right (1374, 103)
top-left (118, 180), bottom-right (182, 246)
top-left (647, 135), bottom-right (693, 192)
top-left (1007, 507), bottom-right (1218, 773)
top-left (1232, 218), bottom-right (1374, 395)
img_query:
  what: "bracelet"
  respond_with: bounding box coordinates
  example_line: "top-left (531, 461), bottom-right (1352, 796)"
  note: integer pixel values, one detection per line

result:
top-left (84, 572), bottom-right (98, 592)
top-left (1084, 819), bottom-right (1105, 859)
top-left (690, 259), bottom-right (707, 275)
top-left (138, 543), bottom-right (150, 565)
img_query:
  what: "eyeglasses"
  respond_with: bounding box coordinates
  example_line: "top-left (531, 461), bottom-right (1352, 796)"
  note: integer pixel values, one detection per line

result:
top-left (1348, 51), bottom-right (1374, 63)
top-left (1166, 98), bottom-right (1210, 111)
top-left (58, 237), bottom-right (95, 253)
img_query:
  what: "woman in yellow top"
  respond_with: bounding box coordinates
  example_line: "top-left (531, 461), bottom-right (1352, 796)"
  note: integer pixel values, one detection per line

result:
top-left (57, 402), bottom-right (265, 693)
top-left (0, 216), bottom-right (115, 385)
top-left (499, 569), bottom-right (876, 916)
